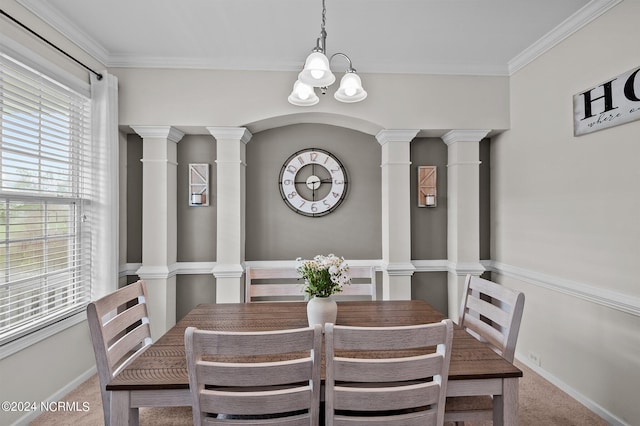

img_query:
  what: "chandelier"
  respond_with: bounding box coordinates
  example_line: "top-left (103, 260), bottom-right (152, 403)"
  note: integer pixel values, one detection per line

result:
top-left (288, 0), bottom-right (367, 106)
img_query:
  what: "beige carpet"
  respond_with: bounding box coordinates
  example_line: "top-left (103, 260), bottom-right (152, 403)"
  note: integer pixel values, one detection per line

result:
top-left (31, 360), bottom-right (606, 425)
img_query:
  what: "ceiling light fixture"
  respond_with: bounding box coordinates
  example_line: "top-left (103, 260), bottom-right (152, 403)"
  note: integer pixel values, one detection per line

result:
top-left (288, 0), bottom-right (367, 106)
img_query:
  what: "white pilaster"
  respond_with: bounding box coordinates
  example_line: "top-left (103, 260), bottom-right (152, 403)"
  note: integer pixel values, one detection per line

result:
top-left (442, 129), bottom-right (489, 320)
top-left (131, 125), bottom-right (184, 339)
top-left (207, 127), bottom-right (252, 303)
top-left (376, 129), bottom-right (419, 300)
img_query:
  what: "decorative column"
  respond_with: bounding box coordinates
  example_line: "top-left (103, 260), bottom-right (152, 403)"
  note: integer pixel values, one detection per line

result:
top-left (207, 127), bottom-right (252, 303)
top-left (131, 126), bottom-right (184, 339)
top-left (375, 129), bottom-right (419, 300)
top-left (441, 129), bottom-right (489, 321)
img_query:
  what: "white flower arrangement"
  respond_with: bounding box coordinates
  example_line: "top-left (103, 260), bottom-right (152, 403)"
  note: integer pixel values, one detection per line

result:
top-left (296, 254), bottom-right (350, 298)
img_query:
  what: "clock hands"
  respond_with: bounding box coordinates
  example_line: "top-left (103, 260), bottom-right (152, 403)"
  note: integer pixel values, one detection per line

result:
top-left (293, 178), bottom-right (332, 184)
top-left (278, 148), bottom-right (347, 217)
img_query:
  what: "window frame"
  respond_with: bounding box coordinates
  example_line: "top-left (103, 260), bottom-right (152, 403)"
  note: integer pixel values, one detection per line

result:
top-left (0, 34), bottom-right (96, 359)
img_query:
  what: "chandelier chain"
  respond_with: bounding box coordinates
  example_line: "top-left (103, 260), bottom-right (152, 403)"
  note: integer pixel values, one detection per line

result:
top-left (321, 0), bottom-right (326, 32)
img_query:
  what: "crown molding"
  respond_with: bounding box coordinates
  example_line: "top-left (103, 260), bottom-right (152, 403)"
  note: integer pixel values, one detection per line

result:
top-left (207, 127), bottom-right (253, 144)
top-left (375, 129), bottom-right (420, 145)
top-left (441, 130), bottom-right (490, 145)
top-left (16, 0), bottom-right (110, 65)
top-left (130, 126), bottom-right (185, 143)
top-left (19, 0), bottom-right (617, 78)
top-left (508, 0), bottom-right (623, 75)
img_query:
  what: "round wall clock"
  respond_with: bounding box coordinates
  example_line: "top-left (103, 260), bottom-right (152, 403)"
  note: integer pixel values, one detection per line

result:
top-left (278, 148), bottom-right (348, 217)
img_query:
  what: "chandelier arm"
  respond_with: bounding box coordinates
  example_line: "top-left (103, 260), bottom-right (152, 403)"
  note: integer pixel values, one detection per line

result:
top-left (329, 52), bottom-right (355, 72)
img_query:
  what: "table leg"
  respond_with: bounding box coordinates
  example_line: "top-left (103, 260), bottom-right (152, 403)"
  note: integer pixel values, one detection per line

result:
top-left (494, 377), bottom-right (519, 425)
top-left (111, 390), bottom-right (139, 426)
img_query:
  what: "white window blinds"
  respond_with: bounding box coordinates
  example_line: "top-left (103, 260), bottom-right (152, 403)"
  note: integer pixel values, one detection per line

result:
top-left (0, 53), bottom-right (92, 345)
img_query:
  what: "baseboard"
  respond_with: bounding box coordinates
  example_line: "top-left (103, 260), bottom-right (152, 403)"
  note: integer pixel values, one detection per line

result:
top-left (515, 354), bottom-right (628, 426)
top-left (11, 366), bottom-right (97, 426)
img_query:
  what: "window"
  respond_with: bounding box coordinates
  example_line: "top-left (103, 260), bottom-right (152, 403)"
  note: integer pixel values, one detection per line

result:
top-left (0, 53), bottom-right (92, 345)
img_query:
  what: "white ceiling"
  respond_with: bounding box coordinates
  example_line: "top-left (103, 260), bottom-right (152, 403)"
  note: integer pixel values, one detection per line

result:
top-left (17, 0), bottom-right (603, 76)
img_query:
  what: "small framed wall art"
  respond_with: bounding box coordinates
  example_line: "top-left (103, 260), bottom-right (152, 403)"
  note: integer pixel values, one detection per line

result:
top-left (417, 166), bottom-right (437, 207)
top-left (189, 163), bottom-right (209, 206)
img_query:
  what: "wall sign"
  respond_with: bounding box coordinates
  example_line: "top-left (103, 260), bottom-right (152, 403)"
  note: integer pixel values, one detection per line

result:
top-left (573, 65), bottom-right (640, 136)
top-left (189, 163), bottom-right (209, 206)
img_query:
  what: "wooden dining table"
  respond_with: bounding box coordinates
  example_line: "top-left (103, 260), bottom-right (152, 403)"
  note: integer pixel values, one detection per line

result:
top-left (107, 300), bottom-right (522, 425)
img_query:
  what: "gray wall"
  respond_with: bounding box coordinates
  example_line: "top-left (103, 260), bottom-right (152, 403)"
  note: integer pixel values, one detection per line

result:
top-left (126, 134), bottom-right (143, 263)
top-left (177, 135), bottom-right (217, 261)
top-left (410, 137), bottom-right (448, 260)
top-left (126, 126), bottom-right (493, 318)
top-left (246, 123), bottom-right (382, 261)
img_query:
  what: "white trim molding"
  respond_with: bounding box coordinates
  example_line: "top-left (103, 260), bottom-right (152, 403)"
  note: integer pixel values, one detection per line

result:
top-left (447, 261), bottom-right (486, 276)
top-left (412, 259), bottom-right (449, 272)
top-left (516, 354), bottom-right (627, 425)
top-left (16, 0), bottom-right (111, 65)
top-left (175, 262), bottom-right (217, 275)
top-left (124, 260), bottom-right (451, 278)
top-left (381, 262), bottom-right (416, 276)
top-left (212, 263), bottom-right (244, 279)
top-left (206, 127), bottom-right (253, 144)
top-left (130, 125), bottom-right (185, 143)
top-left (508, 0), bottom-right (623, 75)
top-left (120, 262), bottom-right (142, 277)
top-left (441, 129), bottom-right (490, 145)
top-left (11, 366), bottom-right (98, 425)
top-left (484, 260), bottom-right (640, 317)
top-left (136, 264), bottom-right (178, 280)
top-left (375, 129), bottom-right (419, 145)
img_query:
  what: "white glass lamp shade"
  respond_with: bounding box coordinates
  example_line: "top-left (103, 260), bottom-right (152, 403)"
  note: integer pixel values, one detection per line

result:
top-left (288, 80), bottom-right (319, 106)
top-left (334, 72), bottom-right (367, 103)
top-left (299, 51), bottom-right (336, 87)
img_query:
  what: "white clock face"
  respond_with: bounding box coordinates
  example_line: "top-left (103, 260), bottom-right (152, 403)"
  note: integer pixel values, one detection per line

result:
top-left (278, 148), bottom-right (348, 217)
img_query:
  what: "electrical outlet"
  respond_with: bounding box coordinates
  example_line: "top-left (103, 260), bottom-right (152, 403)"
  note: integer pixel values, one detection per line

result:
top-left (528, 351), bottom-right (541, 366)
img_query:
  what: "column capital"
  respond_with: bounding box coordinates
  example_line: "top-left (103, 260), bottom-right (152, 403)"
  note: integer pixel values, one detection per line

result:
top-left (130, 126), bottom-right (184, 143)
top-left (207, 127), bottom-right (253, 144)
top-left (441, 129), bottom-right (490, 146)
top-left (375, 129), bottom-right (419, 146)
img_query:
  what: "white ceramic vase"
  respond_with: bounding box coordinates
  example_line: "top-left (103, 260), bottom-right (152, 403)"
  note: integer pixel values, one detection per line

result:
top-left (306, 296), bottom-right (337, 326)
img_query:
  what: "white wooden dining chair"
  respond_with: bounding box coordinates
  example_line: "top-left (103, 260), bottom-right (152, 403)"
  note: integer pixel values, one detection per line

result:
top-left (325, 320), bottom-right (454, 426)
top-left (86, 280), bottom-right (152, 426)
top-left (184, 324), bottom-right (323, 425)
top-left (445, 274), bottom-right (525, 424)
top-left (245, 265), bottom-right (376, 302)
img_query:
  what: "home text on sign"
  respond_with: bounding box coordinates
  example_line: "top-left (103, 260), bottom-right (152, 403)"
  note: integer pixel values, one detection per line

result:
top-left (573, 66), bottom-right (640, 136)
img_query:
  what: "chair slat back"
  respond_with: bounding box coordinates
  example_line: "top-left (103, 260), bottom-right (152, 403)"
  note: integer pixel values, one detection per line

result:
top-left (458, 274), bottom-right (525, 362)
top-left (185, 325), bottom-right (323, 425)
top-left (325, 320), bottom-right (454, 426)
top-left (86, 280), bottom-right (152, 426)
top-left (245, 266), bottom-right (376, 302)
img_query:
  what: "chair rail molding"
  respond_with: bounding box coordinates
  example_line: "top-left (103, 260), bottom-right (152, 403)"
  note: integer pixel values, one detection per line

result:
top-left (212, 263), bottom-right (244, 278)
top-left (381, 261), bottom-right (416, 276)
top-left (135, 264), bottom-right (178, 280)
top-left (484, 260), bottom-right (640, 317)
top-left (124, 260), bottom-right (459, 278)
top-left (447, 261), bottom-right (486, 276)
